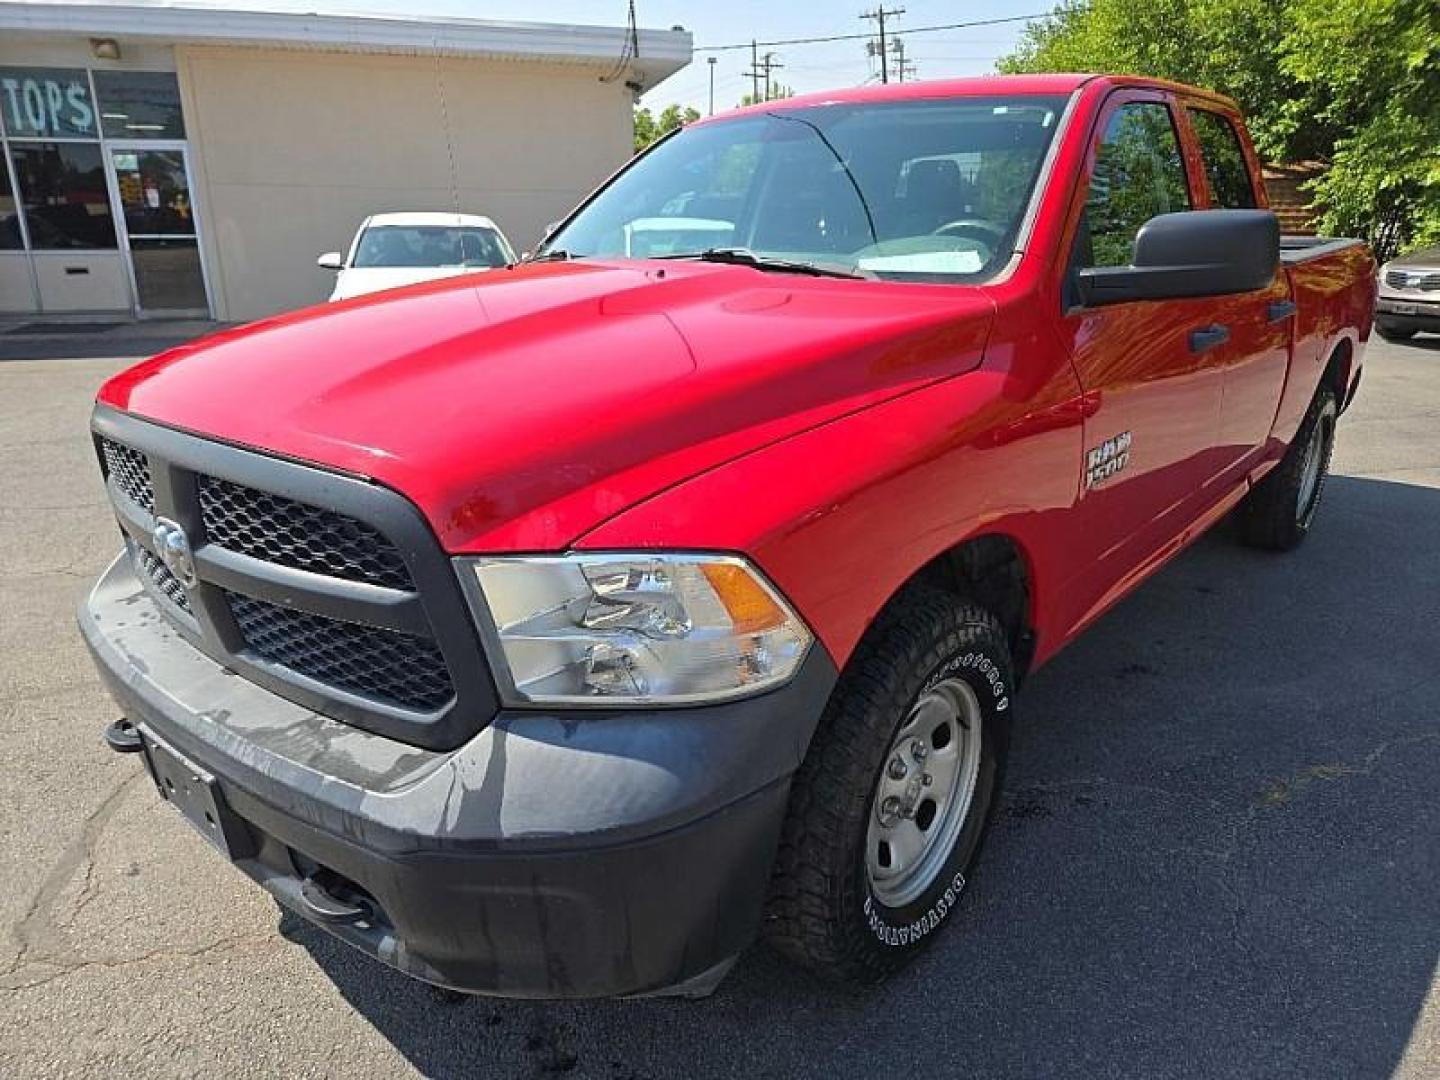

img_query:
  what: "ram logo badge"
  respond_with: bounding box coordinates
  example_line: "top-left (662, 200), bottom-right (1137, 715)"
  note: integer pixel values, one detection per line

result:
top-left (151, 517), bottom-right (198, 589)
top-left (1086, 431), bottom-right (1132, 489)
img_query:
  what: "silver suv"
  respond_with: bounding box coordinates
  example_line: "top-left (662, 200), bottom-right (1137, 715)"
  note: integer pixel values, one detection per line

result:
top-left (1377, 245), bottom-right (1440, 341)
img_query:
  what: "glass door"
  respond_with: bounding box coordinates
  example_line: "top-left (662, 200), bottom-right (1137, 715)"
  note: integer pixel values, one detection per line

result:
top-left (108, 143), bottom-right (210, 316)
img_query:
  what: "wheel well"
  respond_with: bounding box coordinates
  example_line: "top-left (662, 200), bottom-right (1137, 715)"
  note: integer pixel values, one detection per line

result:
top-left (1324, 338), bottom-right (1355, 411)
top-left (909, 534), bottom-right (1035, 679)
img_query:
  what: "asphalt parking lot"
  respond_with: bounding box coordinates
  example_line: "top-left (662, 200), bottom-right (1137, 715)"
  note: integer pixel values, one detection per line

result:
top-left (1, 335), bottom-right (1436, 1079)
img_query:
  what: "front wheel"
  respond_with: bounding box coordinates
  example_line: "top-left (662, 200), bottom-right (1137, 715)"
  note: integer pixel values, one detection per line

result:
top-left (763, 587), bottom-right (1013, 983)
top-left (1240, 385), bottom-right (1338, 551)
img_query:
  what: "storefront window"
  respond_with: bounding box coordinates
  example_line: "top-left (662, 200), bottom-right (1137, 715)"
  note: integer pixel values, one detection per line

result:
top-left (0, 67), bottom-right (97, 139)
top-left (94, 71), bottom-right (186, 140)
top-left (9, 143), bottom-right (117, 249)
top-left (0, 158), bottom-right (21, 249)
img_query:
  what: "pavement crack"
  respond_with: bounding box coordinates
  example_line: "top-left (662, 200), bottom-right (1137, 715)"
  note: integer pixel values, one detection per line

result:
top-left (3, 769), bottom-right (144, 977)
top-left (0, 932), bottom-right (274, 993)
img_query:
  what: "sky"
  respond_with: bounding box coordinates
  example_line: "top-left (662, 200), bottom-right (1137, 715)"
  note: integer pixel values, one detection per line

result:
top-left (69, 0), bottom-right (1049, 114)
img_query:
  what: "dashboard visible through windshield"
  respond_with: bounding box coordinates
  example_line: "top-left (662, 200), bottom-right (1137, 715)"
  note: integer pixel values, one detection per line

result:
top-left (542, 94), bottom-right (1069, 283)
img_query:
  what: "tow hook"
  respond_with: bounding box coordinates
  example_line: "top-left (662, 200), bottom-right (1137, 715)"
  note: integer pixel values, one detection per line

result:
top-left (298, 873), bottom-right (371, 923)
top-left (104, 717), bottom-right (144, 754)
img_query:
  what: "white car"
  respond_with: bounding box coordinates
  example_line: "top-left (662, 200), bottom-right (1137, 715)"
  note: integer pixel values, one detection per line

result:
top-left (317, 212), bottom-right (516, 301)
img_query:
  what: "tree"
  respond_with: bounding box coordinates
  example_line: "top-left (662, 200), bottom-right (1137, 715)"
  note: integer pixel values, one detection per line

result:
top-left (633, 103), bottom-right (700, 152)
top-left (1000, 0), bottom-right (1440, 255)
top-left (739, 84), bottom-right (796, 107)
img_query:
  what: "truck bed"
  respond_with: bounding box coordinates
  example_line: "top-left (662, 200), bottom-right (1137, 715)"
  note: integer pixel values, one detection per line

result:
top-left (1281, 235), bottom-right (1365, 263)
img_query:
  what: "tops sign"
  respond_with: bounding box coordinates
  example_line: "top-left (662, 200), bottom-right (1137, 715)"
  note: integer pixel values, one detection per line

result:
top-left (0, 68), bottom-right (97, 139)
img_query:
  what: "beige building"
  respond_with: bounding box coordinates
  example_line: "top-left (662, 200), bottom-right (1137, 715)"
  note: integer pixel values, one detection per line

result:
top-left (0, 2), bottom-right (690, 321)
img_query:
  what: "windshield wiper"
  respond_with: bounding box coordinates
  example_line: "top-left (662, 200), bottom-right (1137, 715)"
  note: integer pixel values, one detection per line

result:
top-left (655, 247), bottom-right (873, 280)
top-left (524, 248), bottom-right (578, 264)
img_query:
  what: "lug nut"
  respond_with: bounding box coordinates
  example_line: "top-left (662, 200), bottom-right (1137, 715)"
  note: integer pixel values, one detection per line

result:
top-left (879, 796), bottom-right (902, 825)
top-left (922, 774), bottom-right (933, 787)
top-left (887, 757), bottom-right (908, 780)
top-left (910, 739), bottom-right (928, 761)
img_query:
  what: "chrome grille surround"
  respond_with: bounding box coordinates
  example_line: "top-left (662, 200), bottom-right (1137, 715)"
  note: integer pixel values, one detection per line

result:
top-left (1385, 268), bottom-right (1440, 291)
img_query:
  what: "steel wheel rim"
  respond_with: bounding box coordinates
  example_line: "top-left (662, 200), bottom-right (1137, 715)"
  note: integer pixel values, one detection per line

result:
top-left (1297, 415), bottom-right (1328, 519)
top-left (865, 677), bottom-right (983, 908)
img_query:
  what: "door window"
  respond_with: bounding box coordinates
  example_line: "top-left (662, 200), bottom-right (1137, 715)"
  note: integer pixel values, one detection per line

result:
top-left (111, 148), bottom-right (208, 312)
top-left (1078, 102), bottom-right (1191, 268)
top-left (1187, 109), bottom-right (1257, 209)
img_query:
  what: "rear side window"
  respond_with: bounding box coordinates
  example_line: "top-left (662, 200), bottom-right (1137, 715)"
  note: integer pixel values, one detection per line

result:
top-left (1079, 102), bottom-right (1191, 268)
top-left (1188, 109), bottom-right (1257, 209)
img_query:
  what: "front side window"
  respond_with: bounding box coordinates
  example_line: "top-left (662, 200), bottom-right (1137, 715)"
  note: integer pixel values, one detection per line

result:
top-left (1079, 101), bottom-right (1191, 268)
top-left (542, 95), bottom-right (1069, 283)
top-left (9, 143), bottom-right (117, 249)
top-left (0, 67), bottom-right (97, 139)
top-left (1187, 108), bottom-right (1256, 209)
top-left (94, 71), bottom-right (186, 140)
top-left (353, 226), bottom-right (510, 269)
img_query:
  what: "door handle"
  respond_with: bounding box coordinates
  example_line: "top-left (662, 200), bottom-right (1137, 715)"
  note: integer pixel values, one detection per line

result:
top-left (1266, 300), bottom-right (1297, 324)
top-left (1189, 324), bottom-right (1230, 354)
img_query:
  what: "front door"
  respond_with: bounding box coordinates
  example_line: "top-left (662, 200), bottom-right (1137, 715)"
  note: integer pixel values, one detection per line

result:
top-left (108, 144), bottom-right (211, 317)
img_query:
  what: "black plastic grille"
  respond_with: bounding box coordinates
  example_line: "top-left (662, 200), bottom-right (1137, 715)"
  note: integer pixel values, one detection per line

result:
top-left (198, 475), bottom-right (413, 590)
top-left (133, 544), bottom-right (193, 614)
top-left (101, 438), bottom-right (153, 513)
top-left (1386, 269), bottom-right (1440, 291)
top-left (227, 592), bottom-right (454, 711)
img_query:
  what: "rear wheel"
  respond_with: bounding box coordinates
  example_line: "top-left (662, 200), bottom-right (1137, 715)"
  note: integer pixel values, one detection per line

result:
top-left (1240, 385), bottom-right (1338, 551)
top-left (764, 587), bottom-right (1013, 983)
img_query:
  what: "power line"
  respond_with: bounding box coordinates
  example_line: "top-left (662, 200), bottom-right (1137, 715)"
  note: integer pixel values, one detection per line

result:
top-left (694, 12), bottom-right (1051, 54)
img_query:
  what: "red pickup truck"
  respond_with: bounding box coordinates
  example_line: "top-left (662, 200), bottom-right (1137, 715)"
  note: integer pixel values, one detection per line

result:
top-left (82, 74), bottom-right (1375, 999)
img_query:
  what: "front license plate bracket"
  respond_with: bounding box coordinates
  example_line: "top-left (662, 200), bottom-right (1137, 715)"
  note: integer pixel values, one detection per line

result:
top-left (141, 730), bottom-right (255, 859)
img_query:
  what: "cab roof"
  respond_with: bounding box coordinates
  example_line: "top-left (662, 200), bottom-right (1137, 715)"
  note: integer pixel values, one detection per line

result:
top-left (701, 73), bottom-right (1238, 123)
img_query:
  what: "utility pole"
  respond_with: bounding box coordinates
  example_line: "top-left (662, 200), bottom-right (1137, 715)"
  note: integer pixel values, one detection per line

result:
top-left (890, 36), bottom-right (916, 83)
top-left (861, 7), bottom-right (904, 84)
top-left (761, 51), bottom-right (783, 101)
top-left (747, 39), bottom-right (761, 104)
top-left (707, 55), bottom-right (717, 115)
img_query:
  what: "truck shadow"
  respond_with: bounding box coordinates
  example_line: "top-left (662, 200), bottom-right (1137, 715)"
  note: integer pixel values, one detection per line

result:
top-left (281, 473), bottom-right (1440, 1079)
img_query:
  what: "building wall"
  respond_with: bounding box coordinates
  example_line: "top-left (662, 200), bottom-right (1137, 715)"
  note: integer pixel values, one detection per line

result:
top-left (176, 46), bottom-right (633, 321)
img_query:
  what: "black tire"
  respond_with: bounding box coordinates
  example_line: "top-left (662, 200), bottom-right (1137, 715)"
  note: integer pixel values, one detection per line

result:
top-left (1375, 323), bottom-right (1416, 342)
top-left (1240, 385), bottom-right (1338, 551)
top-left (763, 586), bottom-right (1014, 984)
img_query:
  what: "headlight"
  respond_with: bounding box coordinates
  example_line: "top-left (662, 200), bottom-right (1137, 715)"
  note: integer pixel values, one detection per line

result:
top-left (462, 553), bottom-right (813, 705)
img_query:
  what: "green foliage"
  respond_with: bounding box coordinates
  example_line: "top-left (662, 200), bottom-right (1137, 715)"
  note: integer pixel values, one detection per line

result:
top-left (738, 84), bottom-right (796, 107)
top-left (1000, 0), bottom-right (1440, 254)
top-left (633, 103), bottom-right (701, 152)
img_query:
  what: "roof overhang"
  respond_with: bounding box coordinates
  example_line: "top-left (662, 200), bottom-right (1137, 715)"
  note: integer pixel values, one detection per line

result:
top-left (0, 2), bottom-right (693, 92)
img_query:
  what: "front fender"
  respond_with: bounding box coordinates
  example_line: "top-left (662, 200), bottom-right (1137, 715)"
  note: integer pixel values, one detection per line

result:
top-left (576, 349), bottom-right (1084, 672)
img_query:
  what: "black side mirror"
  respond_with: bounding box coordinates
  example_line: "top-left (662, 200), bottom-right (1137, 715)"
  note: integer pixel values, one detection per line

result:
top-left (1076, 209), bottom-right (1279, 306)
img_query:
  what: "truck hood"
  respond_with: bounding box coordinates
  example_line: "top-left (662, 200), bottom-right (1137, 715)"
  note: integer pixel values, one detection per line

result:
top-left (100, 260), bottom-right (995, 551)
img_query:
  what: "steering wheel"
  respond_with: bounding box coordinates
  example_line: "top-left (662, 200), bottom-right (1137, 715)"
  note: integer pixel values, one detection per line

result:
top-left (931, 218), bottom-right (1007, 246)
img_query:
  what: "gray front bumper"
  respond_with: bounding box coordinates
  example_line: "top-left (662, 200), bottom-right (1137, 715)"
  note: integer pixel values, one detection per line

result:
top-left (81, 554), bottom-right (837, 996)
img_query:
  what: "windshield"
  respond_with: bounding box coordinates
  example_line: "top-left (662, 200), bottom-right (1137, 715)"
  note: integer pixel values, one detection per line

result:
top-left (541, 95), bottom-right (1067, 283)
top-left (352, 226), bottom-right (510, 269)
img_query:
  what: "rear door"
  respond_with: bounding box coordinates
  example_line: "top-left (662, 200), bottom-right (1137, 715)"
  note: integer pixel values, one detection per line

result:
top-left (1057, 90), bottom-right (1233, 630)
top-left (1181, 104), bottom-right (1292, 466)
